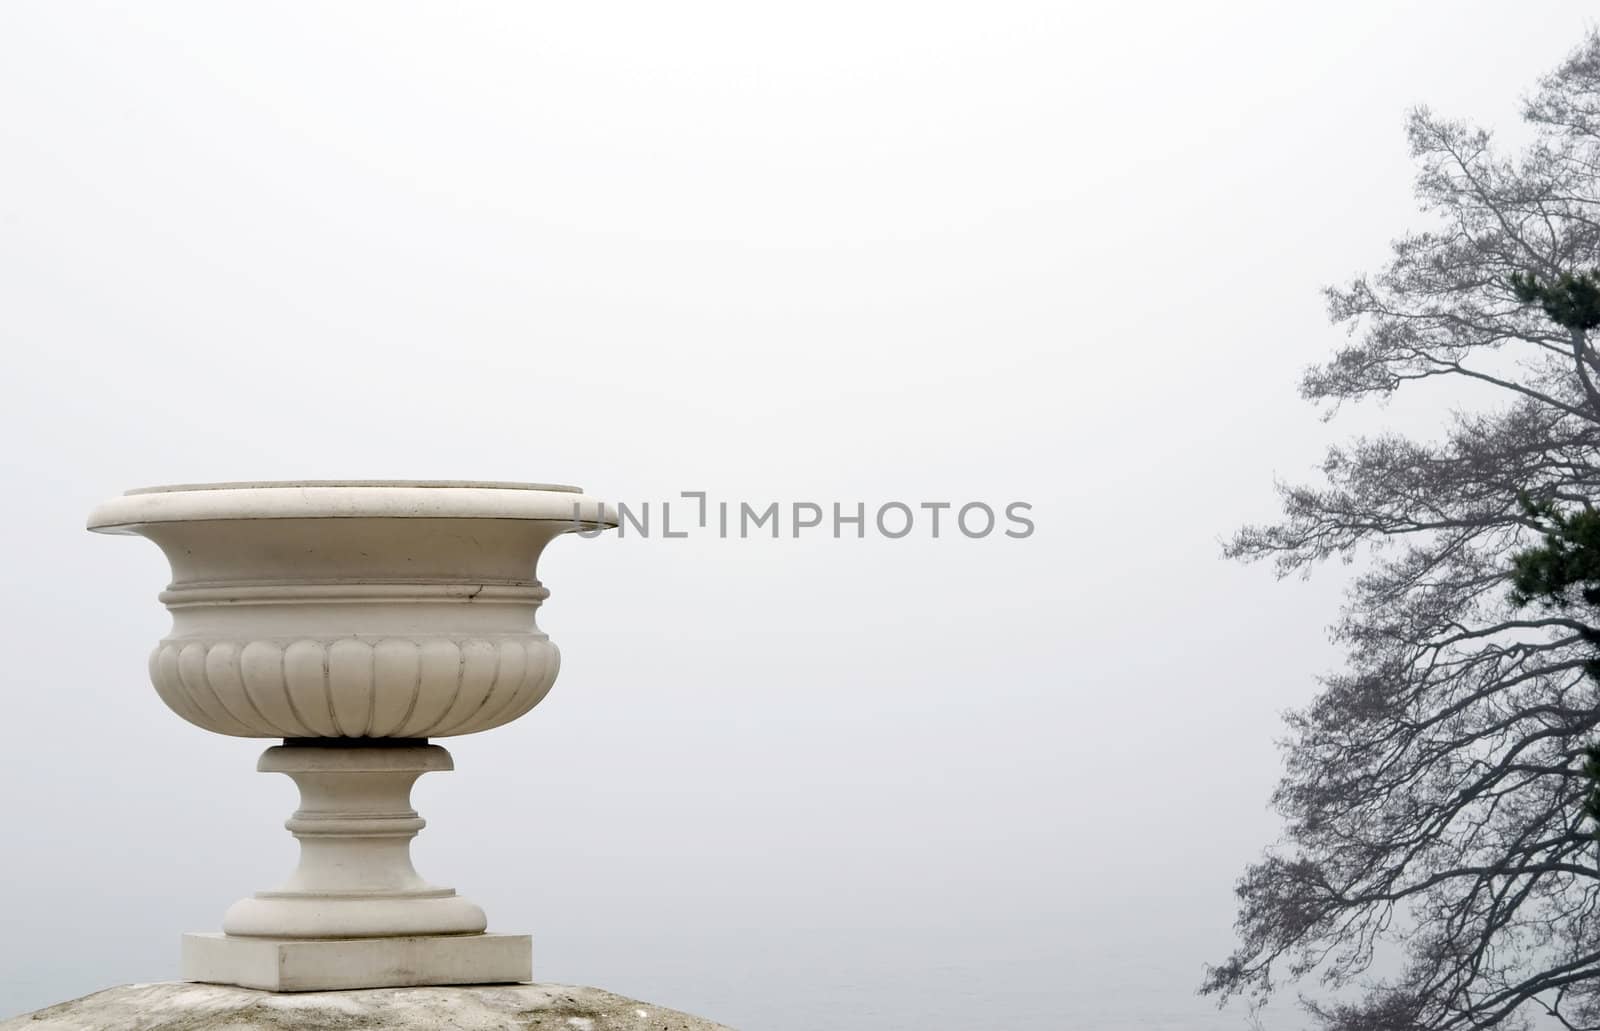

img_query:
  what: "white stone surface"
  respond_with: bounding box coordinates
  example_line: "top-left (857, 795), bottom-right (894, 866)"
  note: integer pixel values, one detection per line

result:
top-left (0, 982), bottom-right (735, 1030)
top-left (181, 932), bottom-right (531, 992)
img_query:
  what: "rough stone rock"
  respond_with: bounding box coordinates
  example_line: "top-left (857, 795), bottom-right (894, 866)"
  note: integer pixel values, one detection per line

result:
top-left (0, 982), bottom-right (737, 1031)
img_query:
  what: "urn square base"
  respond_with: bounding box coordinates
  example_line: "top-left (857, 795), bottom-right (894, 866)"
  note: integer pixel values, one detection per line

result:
top-left (181, 932), bottom-right (532, 992)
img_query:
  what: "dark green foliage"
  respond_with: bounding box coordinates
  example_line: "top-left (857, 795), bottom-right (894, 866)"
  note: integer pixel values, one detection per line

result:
top-left (1510, 494), bottom-right (1600, 843)
top-left (1509, 493), bottom-right (1600, 841)
top-left (1506, 266), bottom-right (1600, 841)
top-left (1510, 493), bottom-right (1600, 613)
top-left (1509, 269), bottom-right (1600, 332)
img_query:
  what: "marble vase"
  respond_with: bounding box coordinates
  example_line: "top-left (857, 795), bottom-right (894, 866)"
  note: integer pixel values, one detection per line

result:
top-left (86, 481), bottom-right (616, 991)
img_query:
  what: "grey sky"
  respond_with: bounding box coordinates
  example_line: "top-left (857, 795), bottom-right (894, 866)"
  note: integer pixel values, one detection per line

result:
top-left (2, 3), bottom-right (1596, 1028)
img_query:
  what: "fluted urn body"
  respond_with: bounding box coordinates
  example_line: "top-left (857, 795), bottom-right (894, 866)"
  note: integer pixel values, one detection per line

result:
top-left (87, 481), bottom-right (615, 989)
top-left (89, 480), bottom-right (614, 739)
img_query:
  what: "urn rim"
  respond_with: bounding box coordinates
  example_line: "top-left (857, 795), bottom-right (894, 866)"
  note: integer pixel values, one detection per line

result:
top-left (87, 480), bottom-right (616, 534)
top-left (124, 479), bottom-right (583, 495)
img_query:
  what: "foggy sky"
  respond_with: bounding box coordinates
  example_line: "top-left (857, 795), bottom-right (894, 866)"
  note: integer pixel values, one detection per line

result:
top-left (2, 4), bottom-right (1595, 1028)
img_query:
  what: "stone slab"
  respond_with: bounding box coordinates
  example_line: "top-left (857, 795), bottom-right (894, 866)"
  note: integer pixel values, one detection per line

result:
top-left (0, 981), bottom-right (736, 1030)
top-left (180, 931), bottom-right (532, 992)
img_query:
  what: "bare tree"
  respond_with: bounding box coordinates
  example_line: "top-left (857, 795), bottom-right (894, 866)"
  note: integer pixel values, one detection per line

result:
top-left (1203, 33), bottom-right (1600, 1031)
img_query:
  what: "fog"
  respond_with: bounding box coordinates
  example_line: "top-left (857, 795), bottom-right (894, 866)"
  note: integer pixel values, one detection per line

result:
top-left (1, 3), bottom-right (1593, 1028)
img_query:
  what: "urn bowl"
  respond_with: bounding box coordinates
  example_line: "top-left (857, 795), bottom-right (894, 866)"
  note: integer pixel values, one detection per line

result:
top-left (87, 481), bottom-right (615, 739)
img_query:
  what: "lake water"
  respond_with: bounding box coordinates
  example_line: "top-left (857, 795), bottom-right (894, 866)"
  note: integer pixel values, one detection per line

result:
top-left (0, 941), bottom-right (1302, 1030)
top-left (535, 938), bottom-right (1304, 1030)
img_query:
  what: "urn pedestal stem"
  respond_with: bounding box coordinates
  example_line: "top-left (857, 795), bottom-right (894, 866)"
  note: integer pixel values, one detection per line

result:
top-left (220, 742), bottom-right (486, 940)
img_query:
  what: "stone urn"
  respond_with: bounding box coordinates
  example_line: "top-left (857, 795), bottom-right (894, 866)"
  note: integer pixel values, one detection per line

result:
top-left (86, 480), bottom-right (616, 991)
